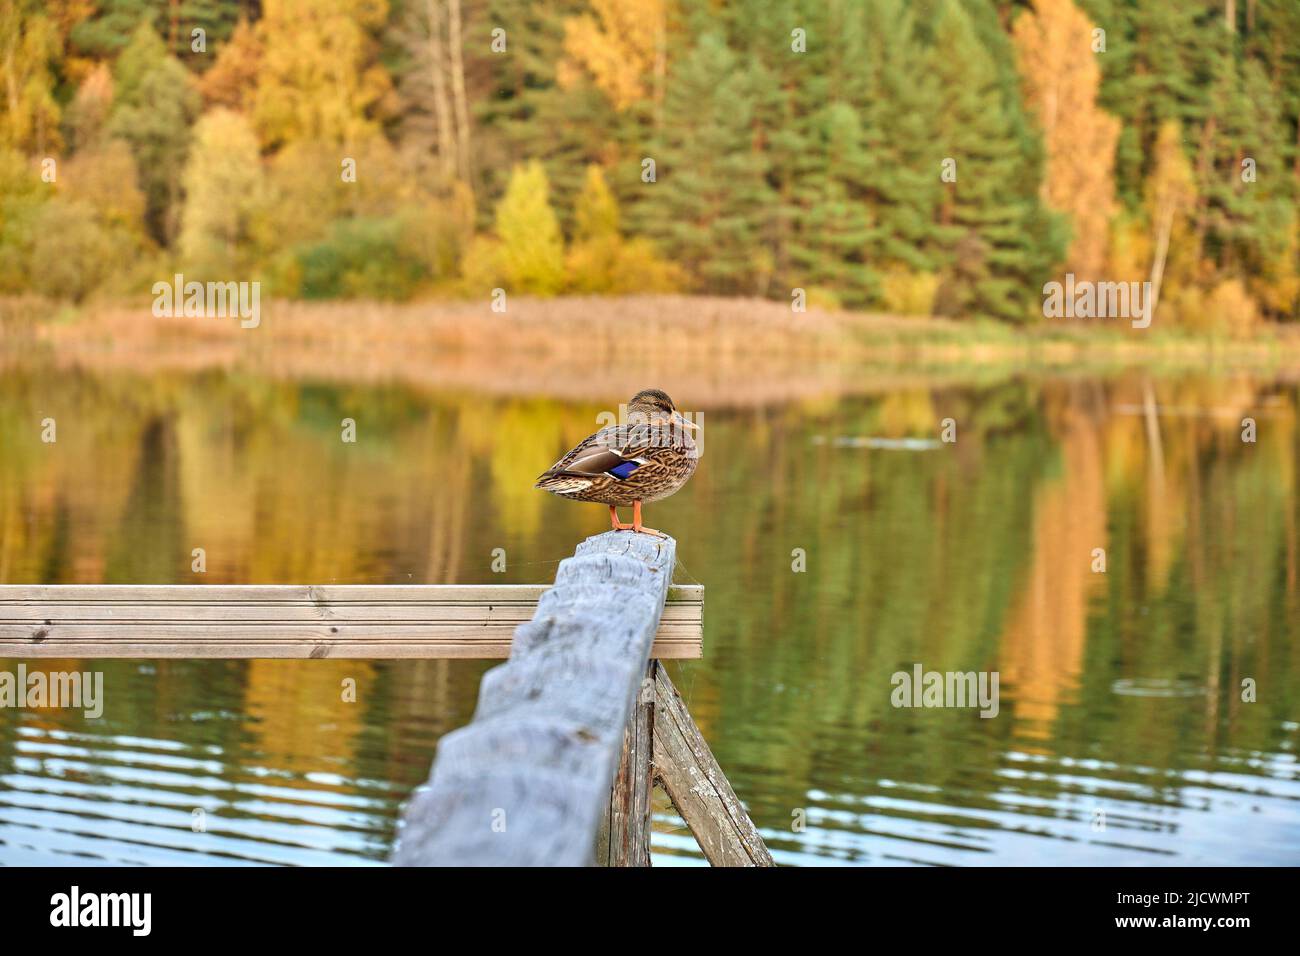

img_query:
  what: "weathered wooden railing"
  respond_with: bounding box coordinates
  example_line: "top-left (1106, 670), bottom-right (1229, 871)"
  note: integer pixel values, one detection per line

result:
top-left (390, 531), bottom-right (770, 866)
top-left (0, 531), bottom-right (771, 866)
top-left (393, 531), bottom-right (668, 865)
top-left (0, 582), bottom-right (701, 659)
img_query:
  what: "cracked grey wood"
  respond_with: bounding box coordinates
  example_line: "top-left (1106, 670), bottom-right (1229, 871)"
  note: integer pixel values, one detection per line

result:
top-left (596, 664), bottom-right (655, 867)
top-left (652, 664), bottom-right (774, 867)
top-left (0, 582), bottom-right (701, 659)
top-left (392, 531), bottom-right (676, 866)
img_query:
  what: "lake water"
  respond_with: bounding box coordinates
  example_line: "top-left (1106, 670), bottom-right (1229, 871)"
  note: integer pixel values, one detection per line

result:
top-left (1, 363), bottom-right (1298, 865)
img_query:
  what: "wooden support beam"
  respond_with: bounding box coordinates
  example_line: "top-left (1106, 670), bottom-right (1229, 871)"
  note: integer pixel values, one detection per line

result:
top-left (392, 531), bottom-right (677, 866)
top-left (0, 583), bottom-right (701, 659)
top-left (652, 664), bottom-right (774, 867)
top-left (596, 662), bottom-right (655, 867)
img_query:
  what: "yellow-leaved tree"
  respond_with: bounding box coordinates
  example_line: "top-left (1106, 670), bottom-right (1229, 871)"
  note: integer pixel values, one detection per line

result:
top-left (1144, 120), bottom-right (1197, 323)
top-left (565, 164), bottom-right (681, 293)
top-left (0, 0), bottom-right (62, 155)
top-left (179, 109), bottom-right (265, 276)
top-left (559, 0), bottom-right (666, 115)
top-left (1012, 0), bottom-right (1120, 279)
top-left (253, 0), bottom-right (391, 148)
top-left (29, 140), bottom-right (151, 301)
top-left (198, 19), bottom-right (262, 112)
top-left (485, 161), bottom-right (566, 295)
top-left (574, 164), bottom-right (620, 240)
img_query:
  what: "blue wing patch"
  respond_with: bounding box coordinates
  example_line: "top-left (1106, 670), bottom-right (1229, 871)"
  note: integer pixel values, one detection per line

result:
top-left (607, 460), bottom-right (641, 480)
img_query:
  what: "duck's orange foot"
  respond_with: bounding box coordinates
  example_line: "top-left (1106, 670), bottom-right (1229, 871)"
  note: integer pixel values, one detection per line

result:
top-left (609, 505), bottom-right (634, 531)
top-left (631, 501), bottom-right (666, 537)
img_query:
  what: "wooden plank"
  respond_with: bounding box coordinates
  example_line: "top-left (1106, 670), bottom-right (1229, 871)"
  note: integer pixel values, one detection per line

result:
top-left (597, 663), bottom-right (655, 867)
top-left (651, 663), bottom-right (774, 867)
top-left (0, 583), bottom-right (702, 607)
top-left (0, 626), bottom-right (701, 659)
top-left (0, 583), bottom-right (702, 659)
top-left (0, 584), bottom-right (558, 603)
top-left (392, 531), bottom-right (676, 866)
top-left (0, 600), bottom-right (703, 623)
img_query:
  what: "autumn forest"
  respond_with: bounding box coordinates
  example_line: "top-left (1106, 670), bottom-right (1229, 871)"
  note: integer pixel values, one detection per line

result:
top-left (0, 0), bottom-right (1297, 329)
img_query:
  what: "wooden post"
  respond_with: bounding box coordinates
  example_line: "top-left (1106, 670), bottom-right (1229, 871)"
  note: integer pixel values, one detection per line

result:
top-left (392, 531), bottom-right (675, 866)
top-left (652, 664), bottom-right (774, 866)
top-left (597, 663), bottom-right (655, 867)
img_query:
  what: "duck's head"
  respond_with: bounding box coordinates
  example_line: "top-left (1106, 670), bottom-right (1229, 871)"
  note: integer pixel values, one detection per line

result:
top-left (628, 388), bottom-right (698, 430)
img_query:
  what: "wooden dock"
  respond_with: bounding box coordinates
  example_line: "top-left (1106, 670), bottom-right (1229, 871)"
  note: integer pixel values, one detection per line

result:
top-left (0, 531), bottom-right (770, 867)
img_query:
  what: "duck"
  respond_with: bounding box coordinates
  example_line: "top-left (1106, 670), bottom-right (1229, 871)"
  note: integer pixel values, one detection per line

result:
top-left (535, 389), bottom-right (699, 537)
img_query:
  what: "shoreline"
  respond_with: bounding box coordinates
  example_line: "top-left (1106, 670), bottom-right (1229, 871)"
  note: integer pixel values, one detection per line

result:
top-left (3, 295), bottom-right (1297, 406)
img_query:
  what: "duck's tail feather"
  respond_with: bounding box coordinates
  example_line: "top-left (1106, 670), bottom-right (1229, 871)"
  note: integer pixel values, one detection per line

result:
top-left (535, 471), bottom-right (596, 495)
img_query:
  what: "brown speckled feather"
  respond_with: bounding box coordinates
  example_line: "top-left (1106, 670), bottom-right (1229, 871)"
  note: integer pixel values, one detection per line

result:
top-left (536, 420), bottom-right (698, 506)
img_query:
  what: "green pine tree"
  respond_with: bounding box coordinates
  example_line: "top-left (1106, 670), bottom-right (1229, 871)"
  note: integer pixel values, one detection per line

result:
top-left (71, 0), bottom-right (240, 66)
top-left (924, 0), bottom-right (1064, 321)
top-left (475, 0), bottom-right (629, 234)
top-left (108, 22), bottom-right (200, 244)
top-left (639, 32), bottom-right (775, 294)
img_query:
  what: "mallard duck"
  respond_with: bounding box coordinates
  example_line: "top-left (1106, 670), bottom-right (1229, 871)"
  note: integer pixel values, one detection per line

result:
top-left (535, 389), bottom-right (699, 537)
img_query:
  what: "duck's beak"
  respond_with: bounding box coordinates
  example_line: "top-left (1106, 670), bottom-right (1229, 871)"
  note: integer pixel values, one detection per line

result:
top-left (673, 411), bottom-right (700, 431)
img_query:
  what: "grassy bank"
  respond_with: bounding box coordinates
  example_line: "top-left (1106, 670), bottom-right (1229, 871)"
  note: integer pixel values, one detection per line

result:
top-left (3, 295), bottom-right (1298, 406)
